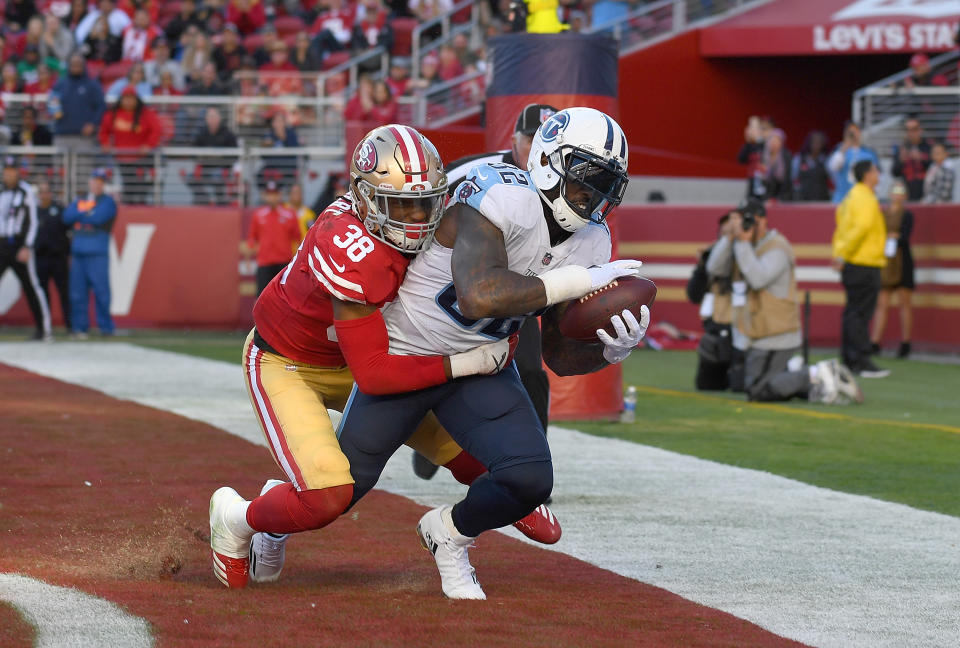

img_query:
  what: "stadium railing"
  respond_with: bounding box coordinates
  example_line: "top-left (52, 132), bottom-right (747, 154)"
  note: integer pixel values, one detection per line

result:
top-left (584, 0), bottom-right (766, 53)
top-left (853, 51), bottom-right (960, 156)
top-left (0, 144), bottom-right (347, 207)
top-left (410, 0), bottom-right (482, 80)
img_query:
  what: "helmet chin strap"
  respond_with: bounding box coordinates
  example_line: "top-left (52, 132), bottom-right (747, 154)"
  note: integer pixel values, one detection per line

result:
top-left (535, 183), bottom-right (589, 233)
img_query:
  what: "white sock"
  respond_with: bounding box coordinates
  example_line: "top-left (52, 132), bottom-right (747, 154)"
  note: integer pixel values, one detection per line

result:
top-left (225, 499), bottom-right (255, 539)
top-left (808, 365), bottom-right (819, 381)
top-left (441, 506), bottom-right (475, 543)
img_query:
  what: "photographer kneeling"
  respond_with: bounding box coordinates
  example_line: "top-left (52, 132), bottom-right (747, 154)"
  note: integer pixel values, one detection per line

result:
top-left (706, 201), bottom-right (863, 404)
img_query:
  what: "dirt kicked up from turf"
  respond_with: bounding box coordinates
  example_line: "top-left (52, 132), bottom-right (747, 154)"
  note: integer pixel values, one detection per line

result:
top-left (0, 364), bottom-right (806, 647)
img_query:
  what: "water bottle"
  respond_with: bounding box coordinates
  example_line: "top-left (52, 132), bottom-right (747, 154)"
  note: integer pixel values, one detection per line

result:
top-left (620, 385), bottom-right (637, 424)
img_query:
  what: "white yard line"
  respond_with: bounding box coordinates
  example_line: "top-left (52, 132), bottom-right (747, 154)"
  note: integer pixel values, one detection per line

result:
top-left (2, 342), bottom-right (959, 648)
top-left (0, 574), bottom-right (153, 648)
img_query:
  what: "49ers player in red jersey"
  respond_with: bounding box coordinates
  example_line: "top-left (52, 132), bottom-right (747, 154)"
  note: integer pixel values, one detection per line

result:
top-left (210, 125), bottom-right (560, 589)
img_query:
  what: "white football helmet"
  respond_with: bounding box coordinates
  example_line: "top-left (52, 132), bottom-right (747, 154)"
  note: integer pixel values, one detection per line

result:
top-left (349, 124), bottom-right (447, 253)
top-left (527, 107), bottom-right (629, 232)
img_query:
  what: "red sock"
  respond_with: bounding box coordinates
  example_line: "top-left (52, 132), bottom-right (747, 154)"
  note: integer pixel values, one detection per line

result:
top-left (246, 482), bottom-right (353, 534)
top-left (444, 451), bottom-right (487, 485)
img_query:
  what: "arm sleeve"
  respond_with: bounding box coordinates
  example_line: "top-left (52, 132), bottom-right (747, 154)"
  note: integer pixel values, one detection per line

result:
top-left (832, 195), bottom-right (871, 260)
top-left (733, 241), bottom-right (789, 290)
top-left (827, 148), bottom-right (845, 174)
top-left (705, 236), bottom-right (733, 277)
top-left (335, 310), bottom-right (448, 395)
top-left (23, 188), bottom-right (39, 248)
top-left (88, 196), bottom-right (117, 227)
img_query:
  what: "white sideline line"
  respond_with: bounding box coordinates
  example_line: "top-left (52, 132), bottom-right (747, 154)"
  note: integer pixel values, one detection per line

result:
top-left (2, 342), bottom-right (959, 648)
top-left (0, 574), bottom-right (153, 648)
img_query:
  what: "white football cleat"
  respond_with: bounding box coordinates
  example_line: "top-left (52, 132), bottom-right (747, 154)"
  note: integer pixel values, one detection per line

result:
top-left (249, 479), bottom-right (289, 583)
top-left (416, 506), bottom-right (486, 600)
top-left (512, 504), bottom-right (562, 544)
top-left (809, 360), bottom-right (839, 404)
top-left (209, 487), bottom-right (253, 588)
top-left (829, 359), bottom-right (864, 405)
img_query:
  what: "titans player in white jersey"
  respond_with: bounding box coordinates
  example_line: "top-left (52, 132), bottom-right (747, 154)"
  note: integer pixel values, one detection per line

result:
top-left (257, 108), bottom-right (649, 599)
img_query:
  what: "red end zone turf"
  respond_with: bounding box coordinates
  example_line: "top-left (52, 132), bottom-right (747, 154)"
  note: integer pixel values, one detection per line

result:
top-left (0, 364), bottom-right (808, 648)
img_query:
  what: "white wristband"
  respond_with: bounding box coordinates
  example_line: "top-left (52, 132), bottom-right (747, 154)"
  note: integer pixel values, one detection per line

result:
top-left (539, 265), bottom-right (592, 306)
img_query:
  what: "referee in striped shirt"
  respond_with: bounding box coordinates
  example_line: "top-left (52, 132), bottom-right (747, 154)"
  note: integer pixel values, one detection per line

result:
top-left (0, 156), bottom-right (52, 340)
top-left (413, 103), bottom-right (558, 480)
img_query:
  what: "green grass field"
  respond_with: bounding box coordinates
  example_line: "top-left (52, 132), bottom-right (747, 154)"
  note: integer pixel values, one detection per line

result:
top-left (4, 327), bottom-right (958, 518)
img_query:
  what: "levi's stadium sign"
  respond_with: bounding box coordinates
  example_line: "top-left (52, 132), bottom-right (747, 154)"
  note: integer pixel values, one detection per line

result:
top-left (700, 0), bottom-right (960, 57)
top-left (815, 0), bottom-right (958, 52)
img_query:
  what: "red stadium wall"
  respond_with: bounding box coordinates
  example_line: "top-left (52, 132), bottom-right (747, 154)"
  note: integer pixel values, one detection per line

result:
top-left (0, 207), bottom-right (248, 329)
top-left (617, 30), bottom-right (909, 178)
top-left (4, 205), bottom-right (958, 352)
top-left (613, 203), bottom-right (960, 351)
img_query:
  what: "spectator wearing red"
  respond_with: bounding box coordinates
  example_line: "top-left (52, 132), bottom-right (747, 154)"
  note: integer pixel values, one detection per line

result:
top-left (309, 0), bottom-right (357, 61)
top-left (345, 75), bottom-right (397, 125)
top-left (353, 0), bottom-right (393, 53)
top-left (1, 63), bottom-right (24, 94)
top-left (242, 180), bottom-right (301, 296)
top-left (259, 40), bottom-right (303, 97)
top-left (118, 0), bottom-right (160, 23)
top-left (386, 57), bottom-right (410, 97)
top-left (437, 44), bottom-right (463, 81)
top-left (902, 53), bottom-right (949, 89)
top-left (24, 64), bottom-right (56, 116)
top-left (212, 24), bottom-right (248, 80)
top-left (98, 86), bottom-right (163, 204)
top-left (226, 0), bottom-right (266, 36)
top-left (121, 8), bottom-right (161, 61)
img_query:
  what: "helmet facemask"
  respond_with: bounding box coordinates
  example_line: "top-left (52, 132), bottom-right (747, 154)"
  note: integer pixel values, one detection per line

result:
top-left (539, 146), bottom-right (627, 232)
top-left (355, 179), bottom-right (446, 253)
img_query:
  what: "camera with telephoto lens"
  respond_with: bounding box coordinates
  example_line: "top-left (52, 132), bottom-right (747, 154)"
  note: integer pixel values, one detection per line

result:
top-left (737, 198), bottom-right (765, 232)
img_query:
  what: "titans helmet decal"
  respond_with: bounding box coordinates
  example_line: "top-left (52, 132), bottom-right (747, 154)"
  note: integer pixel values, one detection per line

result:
top-left (540, 112), bottom-right (570, 142)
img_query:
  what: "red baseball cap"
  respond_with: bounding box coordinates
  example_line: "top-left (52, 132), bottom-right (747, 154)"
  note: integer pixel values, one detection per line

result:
top-left (910, 53), bottom-right (929, 67)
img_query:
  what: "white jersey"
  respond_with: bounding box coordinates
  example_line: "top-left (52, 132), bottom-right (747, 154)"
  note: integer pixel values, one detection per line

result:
top-left (384, 162), bottom-right (611, 355)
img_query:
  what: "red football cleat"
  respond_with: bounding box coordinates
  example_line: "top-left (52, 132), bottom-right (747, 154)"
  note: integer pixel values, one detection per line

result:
top-left (512, 504), bottom-right (562, 544)
top-left (209, 487), bottom-right (252, 588)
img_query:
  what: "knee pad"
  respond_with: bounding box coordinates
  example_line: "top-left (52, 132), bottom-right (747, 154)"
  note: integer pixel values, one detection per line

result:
top-left (490, 460), bottom-right (553, 510)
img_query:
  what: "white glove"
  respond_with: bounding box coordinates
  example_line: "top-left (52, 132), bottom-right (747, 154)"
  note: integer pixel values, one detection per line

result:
top-left (597, 306), bottom-right (649, 365)
top-left (540, 259), bottom-right (644, 306)
top-left (449, 337), bottom-right (511, 378)
top-left (587, 259), bottom-right (644, 291)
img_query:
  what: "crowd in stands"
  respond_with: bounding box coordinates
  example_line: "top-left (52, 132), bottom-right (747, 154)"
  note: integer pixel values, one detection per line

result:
top-left (737, 50), bottom-right (959, 206)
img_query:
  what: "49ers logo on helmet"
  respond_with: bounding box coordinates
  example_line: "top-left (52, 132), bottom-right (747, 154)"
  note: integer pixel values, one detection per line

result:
top-left (354, 139), bottom-right (378, 173)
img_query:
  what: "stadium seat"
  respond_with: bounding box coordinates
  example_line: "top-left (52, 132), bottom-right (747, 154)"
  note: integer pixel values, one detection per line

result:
top-left (274, 15), bottom-right (306, 36)
top-left (101, 61), bottom-right (133, 89)
top-left (85, 60), bottom-right (107, 82)
top-left (321, 51), bottom-right (351, 71)
top-left (244, 33), bottom-right (265, 52)
top-left (390, 17), bottom-right (418, 57)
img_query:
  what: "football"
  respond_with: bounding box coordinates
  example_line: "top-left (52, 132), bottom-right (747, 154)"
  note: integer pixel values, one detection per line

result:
top-left (558, 276), bottom-right (657, 343)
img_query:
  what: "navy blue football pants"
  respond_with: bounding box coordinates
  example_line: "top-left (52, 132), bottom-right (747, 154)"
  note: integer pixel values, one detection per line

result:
top-left (338, 364), bottom-right (553, 537)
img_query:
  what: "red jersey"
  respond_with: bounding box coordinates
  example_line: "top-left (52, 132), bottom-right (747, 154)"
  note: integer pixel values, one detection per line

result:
top-left (247, 204), bottom-right (301, 266)
top-left (253, 196), bottom-right (409, 367)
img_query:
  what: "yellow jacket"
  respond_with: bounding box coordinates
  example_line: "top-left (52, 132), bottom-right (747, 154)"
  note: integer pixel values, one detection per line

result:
top-left (832, 183), bottom-right (886, 267)
top-left (526, 0), bottom-right (568, 33)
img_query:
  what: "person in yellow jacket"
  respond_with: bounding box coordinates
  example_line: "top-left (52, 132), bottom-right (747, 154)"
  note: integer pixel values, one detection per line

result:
top-left (509, 0), bottom-right (569, 33)
top-left (832, 159), bottom-right (889, 378)
top-left (286, 183), bottom-right (316, 240)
